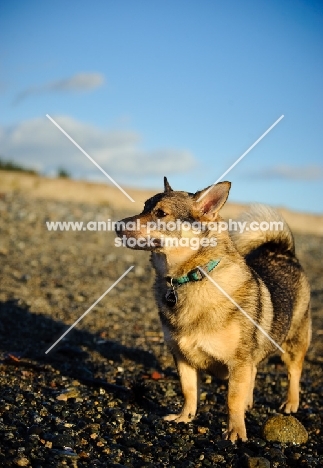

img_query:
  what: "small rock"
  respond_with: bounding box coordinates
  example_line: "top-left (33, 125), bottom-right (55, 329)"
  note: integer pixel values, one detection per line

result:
top-left (266, 447), bottom-right (287, 462)
top-left (205, 375), bottom-right (212, 384)
top-left (216, 440), bottom-right (232, 450)
top-left (56, 388), bottom-right (80, 400)
top-left (197, 426), bottom-right (208, 434)
top-left (208, 454), bottom-right (225, 463)
top-left (27, 424), bottom-right (42, 435)
top-left (131, 413), bottom-right (142, 423)
top-left (52, 433), bottom-right (75, 449)
top-left (134, 266), bottom-right (145, 276)
top-left (262, 414), bottom-right (308, 444)
top-left (13, 457), bottom-right (30, 467)
top-left (51, 449), bottom-right (78, 459)
top-left (247, 457), bottom-right (270, 468)
top-left (200, 391), bottom-right (207, 401)
top-left (165, 383), bottom-right (176, 397)
top-left (75, 295), bottom-right (85, 302)
top-left (248, 438), bottom-right (266, 450)
top-left (56, 394), bottom-right (68, 401)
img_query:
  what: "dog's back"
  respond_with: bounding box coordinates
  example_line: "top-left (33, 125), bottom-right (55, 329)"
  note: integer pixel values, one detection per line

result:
top-left (230, 205), bottom-right (310, 318)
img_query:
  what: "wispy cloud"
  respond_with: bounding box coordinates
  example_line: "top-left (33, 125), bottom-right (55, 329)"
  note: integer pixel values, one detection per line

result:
top-left (0, 115), bottom-right (196, 181)
top-left (251, 164), bottom-right (323, 181)
top-left (13, 73), bottom-right (105, 104)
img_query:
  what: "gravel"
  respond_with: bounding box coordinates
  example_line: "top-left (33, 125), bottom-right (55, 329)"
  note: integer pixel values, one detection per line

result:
top-left (0, 192), bottom-right (322, 467)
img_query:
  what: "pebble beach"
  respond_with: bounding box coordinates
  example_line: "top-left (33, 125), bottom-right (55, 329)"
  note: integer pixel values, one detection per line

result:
top-left (0, 187), bottom-right (322, 467)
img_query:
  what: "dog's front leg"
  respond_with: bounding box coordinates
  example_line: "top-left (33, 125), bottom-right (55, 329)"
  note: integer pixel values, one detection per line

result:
top-left (224, 362), bottom-right (253, 442)
top-left (164, 356), bottom-right (200, 423)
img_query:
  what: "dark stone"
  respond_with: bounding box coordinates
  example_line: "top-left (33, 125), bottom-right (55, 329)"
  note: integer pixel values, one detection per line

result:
top-left (51, 434), bottom-right (75, 449)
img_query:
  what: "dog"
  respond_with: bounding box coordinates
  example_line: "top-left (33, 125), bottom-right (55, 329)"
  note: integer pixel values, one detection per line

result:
top-left (115, 178), bottom-right (311, 441)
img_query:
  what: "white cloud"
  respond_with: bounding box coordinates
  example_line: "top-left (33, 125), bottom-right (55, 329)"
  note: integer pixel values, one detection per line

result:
top-left (48, 73), bottom-right (105, 91)
top-left (252, 164), bottom-right (323, 181)
top-left (13, 73), bottom-right (105, 104)
top-left (0, 115), bottom-right (196, 181)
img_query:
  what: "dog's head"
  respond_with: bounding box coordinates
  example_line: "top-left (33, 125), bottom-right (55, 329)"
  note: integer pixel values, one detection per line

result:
top-left (115, 177), bottom-right (231, 251)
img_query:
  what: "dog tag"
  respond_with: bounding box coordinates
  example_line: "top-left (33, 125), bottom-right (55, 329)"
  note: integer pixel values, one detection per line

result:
top-left (165, 288), bottom-right (178, 307)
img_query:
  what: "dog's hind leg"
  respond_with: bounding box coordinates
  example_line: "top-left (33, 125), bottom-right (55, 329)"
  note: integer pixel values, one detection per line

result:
top-left (280, 310), bottom-right (311, 413)
top-left (280, 350), bottom-right (305, 413)
top-left (164, 356), bottom-right (200, 423)
top-left (245, 364), bottom-right (257, 411)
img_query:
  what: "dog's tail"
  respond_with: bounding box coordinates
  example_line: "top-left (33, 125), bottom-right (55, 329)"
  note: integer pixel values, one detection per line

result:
top-left (230, 204), bottom-right (295, 256)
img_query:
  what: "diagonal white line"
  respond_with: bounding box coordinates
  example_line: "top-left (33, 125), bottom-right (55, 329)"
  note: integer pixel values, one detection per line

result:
top-left (198, 267), bottom-right (285, 353)
top-left (197, 114), bottom-right (284, 202)
top-left (45, 266), bottom-right (134, 354)
top-left (46, 114), bottom-right (135, 203)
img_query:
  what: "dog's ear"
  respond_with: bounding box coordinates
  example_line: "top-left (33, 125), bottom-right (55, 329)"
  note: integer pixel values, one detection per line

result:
top-left (164, 176), bottom-right (173, 193)
top-left (193, 181), bottom-right (231, 219)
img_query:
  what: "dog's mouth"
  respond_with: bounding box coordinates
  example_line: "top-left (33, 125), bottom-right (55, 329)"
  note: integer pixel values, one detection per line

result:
top-left (115, 230), bottom-right (163, 251)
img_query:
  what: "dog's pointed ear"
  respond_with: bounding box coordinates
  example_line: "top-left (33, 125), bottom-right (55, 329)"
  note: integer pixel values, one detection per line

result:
top-left (193, 181), bottom-right (231, 219)
top-left (164, 176), bottom-right (173, 193)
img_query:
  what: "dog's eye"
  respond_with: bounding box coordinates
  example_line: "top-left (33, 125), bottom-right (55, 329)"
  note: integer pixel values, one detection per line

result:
top-left (155, 208), bottom-right (168, 218)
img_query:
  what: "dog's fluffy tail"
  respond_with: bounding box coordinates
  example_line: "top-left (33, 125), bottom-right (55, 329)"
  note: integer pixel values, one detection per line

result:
top-left (230, 204), bottom-right (295, 257)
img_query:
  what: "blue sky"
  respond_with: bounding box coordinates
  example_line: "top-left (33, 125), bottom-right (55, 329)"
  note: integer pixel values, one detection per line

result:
top-left (0, 0), bottom-right (322, 213)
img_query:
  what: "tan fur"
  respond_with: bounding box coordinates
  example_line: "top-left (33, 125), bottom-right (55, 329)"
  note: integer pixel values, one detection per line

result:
top-left (116, 179), bottom-right (311, 442)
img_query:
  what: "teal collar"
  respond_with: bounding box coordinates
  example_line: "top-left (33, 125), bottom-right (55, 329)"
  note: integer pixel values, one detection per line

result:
top-left (166, 259), bottom-right (221, 287)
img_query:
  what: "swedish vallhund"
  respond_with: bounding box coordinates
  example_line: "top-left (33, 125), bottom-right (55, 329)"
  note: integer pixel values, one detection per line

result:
top-left (115, 178), bottom-right (311, 441)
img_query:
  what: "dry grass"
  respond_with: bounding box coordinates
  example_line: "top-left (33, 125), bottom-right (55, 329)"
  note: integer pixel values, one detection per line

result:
top-left (1, 170), bottom-right (322, 235)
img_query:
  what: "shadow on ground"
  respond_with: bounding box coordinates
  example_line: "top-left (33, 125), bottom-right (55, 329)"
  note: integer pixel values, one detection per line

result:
top-left (0, 300), bottom-right (163, 390)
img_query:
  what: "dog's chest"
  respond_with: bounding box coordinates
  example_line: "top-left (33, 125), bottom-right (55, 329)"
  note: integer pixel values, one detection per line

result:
top-left (163, 322), bottom-right (240, 369)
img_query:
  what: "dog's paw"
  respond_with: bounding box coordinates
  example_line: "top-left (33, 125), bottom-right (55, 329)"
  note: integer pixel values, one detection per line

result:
top-left (279, 400), bottom-right (299, 413)
top-left (163, 413), bottom-right (178, 421)
top-left (163, 413), bottom-right (194, 423)
top-left (223, 426), bottom-right (247, 442)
